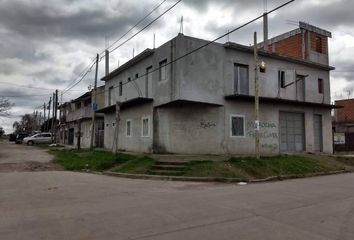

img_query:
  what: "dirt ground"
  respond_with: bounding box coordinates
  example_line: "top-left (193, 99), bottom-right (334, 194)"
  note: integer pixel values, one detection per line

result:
top-left (0, 140), bottom-right (63, 172)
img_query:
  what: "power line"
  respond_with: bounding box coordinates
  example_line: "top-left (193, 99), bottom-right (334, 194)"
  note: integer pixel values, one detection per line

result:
top-left (101, 0), bottom-right (168, 54)
top-left (0, 81), bottom-right (82, 91)
top-left (63, 0), bottom-right (181, 96)
top-left (103, 0), bottom-right (183, 59)
top-left (89, 0), bottom-right (296, 101)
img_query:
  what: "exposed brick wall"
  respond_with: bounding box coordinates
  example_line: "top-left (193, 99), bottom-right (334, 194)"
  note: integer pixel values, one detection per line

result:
top-left (310, 32), bottom-right (328, 54)
top-left (335, 99), bottom-right (354, 123)
top-left (268, 33), bottom-right (303, 59)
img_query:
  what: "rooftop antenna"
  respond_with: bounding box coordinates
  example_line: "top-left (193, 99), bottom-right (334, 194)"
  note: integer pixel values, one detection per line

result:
top-left (133, 48), bottom-right (135, 58)
top-left (153, 33), bottom-right (156, 49)
top-left (226, 30), bottom-right (230, 42)
top-left (263, 0), bottom-right (268, 13)
top-left (117, 60), bottom-right (120, 68)
top-left (179, 16), bottom-right (184, 34)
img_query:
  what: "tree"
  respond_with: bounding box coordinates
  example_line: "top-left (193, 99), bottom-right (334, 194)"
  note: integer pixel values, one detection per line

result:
top-left (12, 114), bottom-right (36, 133)
top-left (0, 98), bottom-right (13, 117)
top-left (0, 127), bottom-right (4, 137)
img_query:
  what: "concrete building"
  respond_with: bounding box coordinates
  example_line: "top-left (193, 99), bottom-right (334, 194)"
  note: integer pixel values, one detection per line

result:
top-left (98, 22), bottom-right (335, 155)
top-left (333, 99), bottom-right (354, 151)
top-left (58, 86), bottom-right (105, 148)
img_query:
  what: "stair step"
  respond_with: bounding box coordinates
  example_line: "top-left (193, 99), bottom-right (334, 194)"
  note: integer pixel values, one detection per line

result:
top-left (148, 170), bottom-right (185, 176)
top-left (153, 165), bottom-right (186, 171)
top-left (155, 161), bottom-right (188, 166)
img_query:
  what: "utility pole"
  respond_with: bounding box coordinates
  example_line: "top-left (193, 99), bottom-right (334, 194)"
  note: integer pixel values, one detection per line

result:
top-left (113, 101), bottom-right (121, 154)
top-left (51, 92), bottom-right (55, 142)
top-left (43, 103), bottom-right (46, 132)
top-left (47, 97), bottom-right (51, 132)
top-left (54, 89), bottom-right (58, 143)
top-left (254, 32), bottom-right (260, 159)
top-left (90, 54), bottom-right (99, 149)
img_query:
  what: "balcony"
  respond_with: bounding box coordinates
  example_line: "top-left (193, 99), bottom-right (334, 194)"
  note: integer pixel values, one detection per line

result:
top-left (66, 106), bottom-right (93, 122)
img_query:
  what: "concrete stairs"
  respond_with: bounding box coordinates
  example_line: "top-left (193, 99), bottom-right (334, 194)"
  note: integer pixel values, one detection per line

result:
top-left (149, 161), bottom-right (188, 176)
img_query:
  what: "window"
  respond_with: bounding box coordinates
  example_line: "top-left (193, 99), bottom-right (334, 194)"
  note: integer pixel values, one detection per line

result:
top-left (75, 102), bottom-right (81, 109)
top-left (112, 122), bottom-right (116, 127)
top-left (141, 116), bottom-right (150, 137)
top-left (234, 64), bottom-right (249, 95)
top-left (135, 73), bottom-right (139, 79)
top-left (318, 78), bottom-right (324, 94)
top-left (159, 59), bottom-right (167, 81)
top-left (126, 120), bottom-right (132, 137)
top-left (128, 77), bottom-right (131, 82)
top-left (108, 87), bottom-right (114, 106)
top-left (146, 66), bottom-right (153, 97)
top-left (315, 36), bottom-right (322, 53)
top-left (279, 70), bottom-right (286, 88)
top-left (230, 115), bottom-right (245, 137)
top-left (119, 81), bottom-right (123, 96)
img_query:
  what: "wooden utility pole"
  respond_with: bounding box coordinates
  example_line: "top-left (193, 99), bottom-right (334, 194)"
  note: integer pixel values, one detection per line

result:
top-left (113, 101), bottom-right (121, 154)
top-left (254, 32), bottom-right (260, 159)
top-left (47, 97), bottom-right (51, 132)
top-left (90, 54), bottom-right (99, 149)
top-left (43, 103), bottom-right (46, 132)
top-left (51, 92), bottom-right (55, 142)
top-left (54, 89), bottom-right (58, 143)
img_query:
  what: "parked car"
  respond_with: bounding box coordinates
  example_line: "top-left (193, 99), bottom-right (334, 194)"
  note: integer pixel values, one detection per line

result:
top-left (9, 134), bottom-right (16, 142)
top-left (23, 133), bottom-right (52, 145)
top-left (15, 133), bottom-right (30, 144)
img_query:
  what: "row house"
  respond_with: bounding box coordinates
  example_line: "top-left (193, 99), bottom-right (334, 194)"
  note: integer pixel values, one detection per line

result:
top-left (58, 86), bottom-right (105, 148)
top-left (97, 22), bottom-right (335, 155)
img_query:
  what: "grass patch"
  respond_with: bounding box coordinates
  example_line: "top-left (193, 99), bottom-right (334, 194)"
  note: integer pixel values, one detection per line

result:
top-left (229, 155), bottom-right (342, 179)
top-left (51, 149), bottom-right (138, 171)
top-left (111, 156), bottom-right (155, 174)
top-left (335, 156), bottom-right (354, 166)
top-left (184, 160), bottom-right (246, 179)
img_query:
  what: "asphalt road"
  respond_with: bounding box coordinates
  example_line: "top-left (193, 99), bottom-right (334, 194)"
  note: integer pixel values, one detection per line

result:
top-left (1, 168), bottom-right (354, 239)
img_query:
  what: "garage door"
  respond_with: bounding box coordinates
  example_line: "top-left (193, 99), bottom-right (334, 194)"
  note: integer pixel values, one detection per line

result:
top-left (280, 112), bottom-right (305, 153)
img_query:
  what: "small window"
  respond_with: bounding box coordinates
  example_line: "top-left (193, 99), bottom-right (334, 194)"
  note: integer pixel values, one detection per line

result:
top-left (318, 78), bottom-right (324, 94)
top-left (119, 81), bottom-right (123, 96)
top-left (234, 64), bottom-right (249, 94)
top-left (159, 60), bottom-right (167, 82)
top-left (230, 115), bottom-right (245, 137)
top-left (142, 117), bottom-right (150, 137)
top-left (108, 87), bottom-right (114, 106)
top-left (128, 77), bottom-right (131, 82)
top-left (126, 120), bottom-right (132, 137)
top-left (135, 73), bottom-right (139, 79)
top-left (279, 70), bottom-right (286, 88)
top-left (112, 122), bottom-right (116, 127)
top-left (316, 36), bottom-right (322, 53)
top-left (106, 123), bottom-right (109, 127)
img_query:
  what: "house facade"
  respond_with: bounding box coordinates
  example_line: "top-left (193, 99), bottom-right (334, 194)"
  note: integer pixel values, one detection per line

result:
top-left (58, 86), bottom-right (105, 148)
top-left (333, 99), bottom-right (354, 151)
top-left (98, 22), bottom-right (335, 155)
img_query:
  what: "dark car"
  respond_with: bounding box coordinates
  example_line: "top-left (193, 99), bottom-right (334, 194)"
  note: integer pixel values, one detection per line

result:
top-left (15, 133), bottom-right (30, 144)
top-left (9, 134), bottom-right (16, 142)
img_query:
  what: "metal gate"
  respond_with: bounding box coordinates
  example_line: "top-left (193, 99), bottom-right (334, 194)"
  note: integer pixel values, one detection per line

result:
top-left (280, 112), bottom-right (305, 153)
top-left (314, 114), bottom-right (323, 152)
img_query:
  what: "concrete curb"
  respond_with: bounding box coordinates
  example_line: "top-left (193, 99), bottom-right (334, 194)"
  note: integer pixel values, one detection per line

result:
top-left (81, 169), bottom-right (353, 184)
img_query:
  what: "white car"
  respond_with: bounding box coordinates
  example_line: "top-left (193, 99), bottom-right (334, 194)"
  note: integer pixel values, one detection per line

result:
top-left (23, 133), bottom-right (52, 145)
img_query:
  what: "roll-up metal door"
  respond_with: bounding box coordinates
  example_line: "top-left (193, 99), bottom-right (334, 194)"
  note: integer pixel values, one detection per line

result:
top-left (280, 112), bottom-right (305, 153)
top-left (314, 114), bottom-right (323, 152)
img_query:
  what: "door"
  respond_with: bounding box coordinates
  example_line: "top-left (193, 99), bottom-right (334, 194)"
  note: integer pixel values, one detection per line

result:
top-left (280, 112), bottom-right (305, 153)
top-left (68, 128), bottom-right (74, 145)
top-left (314, 114), bottom-right (323, 152)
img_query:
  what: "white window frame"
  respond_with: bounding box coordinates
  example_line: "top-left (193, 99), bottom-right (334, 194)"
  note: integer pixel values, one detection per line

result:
top-left (126, 119), bottom-right (132, 137)
top-left (230, 114), bottom-right (246, 138)
top-left (141, 116), bottom-right (151, 137)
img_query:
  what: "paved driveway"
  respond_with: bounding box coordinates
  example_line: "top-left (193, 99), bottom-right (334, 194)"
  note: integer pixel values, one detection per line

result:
top-left (1, 170), bottom-right (354, 240)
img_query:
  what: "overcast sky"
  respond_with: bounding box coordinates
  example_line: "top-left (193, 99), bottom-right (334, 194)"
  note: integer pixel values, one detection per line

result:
top-left (0, 0), bottom-right (353, 133)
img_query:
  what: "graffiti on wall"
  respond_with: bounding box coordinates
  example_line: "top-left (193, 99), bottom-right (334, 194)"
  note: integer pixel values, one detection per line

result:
top-left (200, 120), bottom-right (217, 129)
top-left (246, 121), bottom-right (279, 150)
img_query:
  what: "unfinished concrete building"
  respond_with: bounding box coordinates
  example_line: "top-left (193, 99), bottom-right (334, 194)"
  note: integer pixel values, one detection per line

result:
top-left (98, 22), bottom-right (335, 155)
top-left (58, 86), bottom-right (105, 148)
